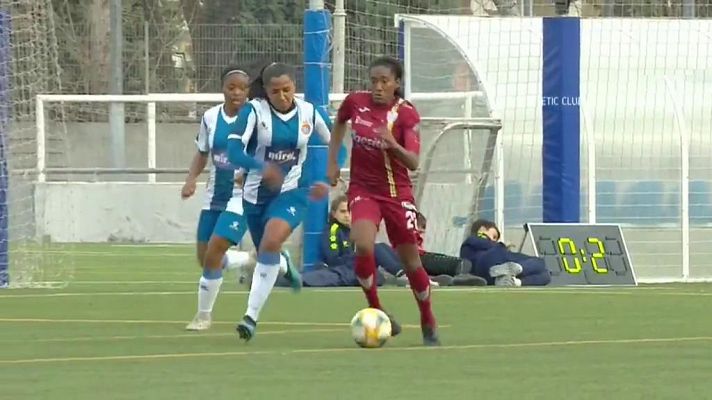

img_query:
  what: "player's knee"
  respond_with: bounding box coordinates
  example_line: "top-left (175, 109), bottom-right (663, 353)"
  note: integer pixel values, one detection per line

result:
top-left (259, 238), bottom-right (282, 253)
top-left (354, 240), bottom-right (375, 255)
top-left (204, 237), bottom-right (230, 268)
top-left (351, 221), bottom-right (377, 255)
top-left (395, 244), bottom-right (422, 271)
top-left (196, 245), bottom-right (208, 267)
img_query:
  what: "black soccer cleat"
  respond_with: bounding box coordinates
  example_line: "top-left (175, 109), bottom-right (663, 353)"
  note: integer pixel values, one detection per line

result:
top-left (236, 315), bottom-right (257, 341)
top-left (422, 325), bottom-right (441, 347)
top-left (384, 311), bottom-right (402, 337)
top-left (452, 273), bottom-right (488, 286)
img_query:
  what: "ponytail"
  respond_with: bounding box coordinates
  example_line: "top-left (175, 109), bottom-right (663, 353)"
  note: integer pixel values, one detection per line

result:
top-left (248, 64), bottom-right (269, 100)
top-left (248, 62), bottom-right (296, 100)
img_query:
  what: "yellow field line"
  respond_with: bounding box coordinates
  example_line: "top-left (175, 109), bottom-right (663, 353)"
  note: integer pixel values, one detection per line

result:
top-left (0, 318), bottom-right (350, 327)
top-left (0, 318), bottom-right (441, 330)
top-left (0, 327), bottom-right (346, 344)
top-left (1, 336), bottom-right (709, 365)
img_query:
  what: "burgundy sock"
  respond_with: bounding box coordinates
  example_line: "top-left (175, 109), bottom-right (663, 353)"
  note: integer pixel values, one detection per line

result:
top-left (406, 267), bottom-right (436, 328)
top-left (355, 253), bottom-right (381, 309)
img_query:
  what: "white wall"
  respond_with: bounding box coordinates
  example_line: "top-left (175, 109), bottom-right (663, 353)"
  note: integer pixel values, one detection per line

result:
top-left (34, 182), bottom-right (203, 243)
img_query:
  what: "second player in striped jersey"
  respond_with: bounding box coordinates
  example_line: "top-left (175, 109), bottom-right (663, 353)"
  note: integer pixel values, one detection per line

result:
top-left (227, 62), bottom-right (332, 341)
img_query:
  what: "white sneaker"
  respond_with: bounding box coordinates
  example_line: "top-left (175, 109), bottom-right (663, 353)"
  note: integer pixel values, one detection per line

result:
top-left (185, 311), bottom-right (212, 331)
top-left (489, 262), bottom-right (523, 278)
top-left (494, 275), bottom-right (516, 286)
top-left (494, 275), bottom-right (523, 287)
top-left (404, 278), bottom-right (441, 289)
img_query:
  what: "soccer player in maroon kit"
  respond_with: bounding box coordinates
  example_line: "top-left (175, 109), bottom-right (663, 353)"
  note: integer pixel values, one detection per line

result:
top-left (327, 56), bottom-right (440, 346)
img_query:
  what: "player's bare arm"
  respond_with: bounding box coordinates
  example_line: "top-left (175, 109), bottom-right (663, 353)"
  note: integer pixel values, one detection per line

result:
top-left (327, 121), bottom-right (347, 186)
top-left (182, 151), bottom-right (208, 199)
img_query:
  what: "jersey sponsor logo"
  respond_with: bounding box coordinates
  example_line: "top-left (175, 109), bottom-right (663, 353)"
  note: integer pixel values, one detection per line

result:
top-left (265, 147), bottom-right (300, 169)
top-left (354, 115), bottom-right (373, 128)
top-left (212, 151), bottom-right (233, 169)
top-left (352, 133), bottom-right (387, 150)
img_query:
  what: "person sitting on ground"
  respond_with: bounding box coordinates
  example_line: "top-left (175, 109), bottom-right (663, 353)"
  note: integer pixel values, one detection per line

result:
top-left (395, 212), bottom-right (486, 287)
top-left (274, 195), bottom-right (404, 287)
top-left (459, 219), bottom-right (551, 287)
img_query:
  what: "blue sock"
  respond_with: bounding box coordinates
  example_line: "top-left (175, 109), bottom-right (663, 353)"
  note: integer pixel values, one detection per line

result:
top-left (256, 251), bottom-right (280, 265)
top-left (202, 267), bottom-right (223, 280)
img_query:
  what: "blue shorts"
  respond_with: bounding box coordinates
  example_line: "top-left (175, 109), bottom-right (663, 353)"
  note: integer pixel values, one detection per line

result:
top-left (243, 188), bottom-right (308, 248)
top-left (197, 210), bottom-right (220, 243)
top-left (196, 209), bottom-right (248, 245)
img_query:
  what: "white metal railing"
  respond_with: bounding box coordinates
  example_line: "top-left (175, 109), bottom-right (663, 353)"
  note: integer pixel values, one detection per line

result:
top-left (35, 91), bottom-right (484, 183)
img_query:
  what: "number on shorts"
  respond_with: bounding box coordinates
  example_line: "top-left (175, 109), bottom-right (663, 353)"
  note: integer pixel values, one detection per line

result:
top-left (402, 202), bottom-right (418, 231)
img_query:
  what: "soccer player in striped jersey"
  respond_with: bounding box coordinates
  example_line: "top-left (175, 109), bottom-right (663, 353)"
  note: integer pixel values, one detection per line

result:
top-left (327, 56), bottom-right (441, 346)
top-left (182, 66), bottom-right (300, 331)
top-left (227, 62), bottom-right (332, 341)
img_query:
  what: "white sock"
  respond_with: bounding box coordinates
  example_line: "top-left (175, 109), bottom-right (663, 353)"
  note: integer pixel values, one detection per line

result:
top-left (198, 272), bottom-right (223, 313)
top-left (223, 249), bottom-right (251, 271)
top-left (278, 254), bottom-right (288, 275)
top-left (245, 261), bottom-right (280, 322)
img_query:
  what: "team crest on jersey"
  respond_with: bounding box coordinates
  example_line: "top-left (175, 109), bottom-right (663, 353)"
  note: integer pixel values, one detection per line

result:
top-left (301, 121), bottom-right (311, 135)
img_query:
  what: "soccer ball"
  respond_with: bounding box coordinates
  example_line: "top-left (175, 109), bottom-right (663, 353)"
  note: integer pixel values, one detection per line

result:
top-left (350, 308), bottom-right (392, 348)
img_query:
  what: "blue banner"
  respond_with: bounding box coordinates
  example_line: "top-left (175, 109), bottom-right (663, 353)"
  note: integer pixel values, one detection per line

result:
top-left (542, 17), bottom-right (581, 223)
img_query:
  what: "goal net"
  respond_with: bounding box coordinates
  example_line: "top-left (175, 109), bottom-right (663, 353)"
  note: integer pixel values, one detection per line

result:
top-left (398, 14), bottom-right (712, 282)
top-left (1, 0), bottom-right (75, 288)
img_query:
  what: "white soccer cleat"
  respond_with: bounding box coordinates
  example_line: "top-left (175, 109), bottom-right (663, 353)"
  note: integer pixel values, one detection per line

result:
top-left (185, 311), bottom-right (212, 331)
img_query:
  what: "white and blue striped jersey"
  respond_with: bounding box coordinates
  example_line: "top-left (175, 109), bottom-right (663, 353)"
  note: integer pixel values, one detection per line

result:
top-left (196, 104), bottom-right (244, 214)
top-left (227, 98), bottom-right (332, 205)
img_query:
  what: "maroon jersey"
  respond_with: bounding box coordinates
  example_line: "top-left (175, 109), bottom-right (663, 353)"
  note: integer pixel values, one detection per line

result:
top-left (337, 91), bottom-right (421, 199)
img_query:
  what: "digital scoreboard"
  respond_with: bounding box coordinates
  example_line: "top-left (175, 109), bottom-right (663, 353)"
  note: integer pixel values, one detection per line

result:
top-left (522, 223), bottom-right (637, 286)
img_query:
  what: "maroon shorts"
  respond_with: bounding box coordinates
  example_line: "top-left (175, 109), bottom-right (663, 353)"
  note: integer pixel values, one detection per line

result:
top-left (347, 186), bottom-right (418, 248)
